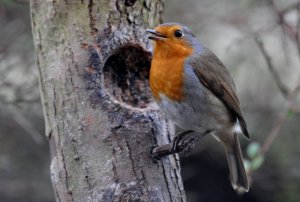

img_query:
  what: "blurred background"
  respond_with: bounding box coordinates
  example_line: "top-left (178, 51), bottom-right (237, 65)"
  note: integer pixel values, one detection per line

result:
top-left (0, 0), bottom-right (300, 201)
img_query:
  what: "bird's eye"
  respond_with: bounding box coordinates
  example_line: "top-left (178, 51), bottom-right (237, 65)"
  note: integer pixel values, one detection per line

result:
top-left (174, 30), bottom-right (183, 38)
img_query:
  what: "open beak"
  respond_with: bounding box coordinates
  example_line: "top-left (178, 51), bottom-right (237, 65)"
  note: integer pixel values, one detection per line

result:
top-left (146, 29), bottom-right (167, 41)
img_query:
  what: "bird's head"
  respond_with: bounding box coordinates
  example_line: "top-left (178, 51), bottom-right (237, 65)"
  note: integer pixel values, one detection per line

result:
top-left (147, 23), bottom-right (201, 58)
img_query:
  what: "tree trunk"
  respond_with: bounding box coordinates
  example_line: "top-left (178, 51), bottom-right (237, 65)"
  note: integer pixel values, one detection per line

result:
top-left (30, 0), bottom-right (185, 201)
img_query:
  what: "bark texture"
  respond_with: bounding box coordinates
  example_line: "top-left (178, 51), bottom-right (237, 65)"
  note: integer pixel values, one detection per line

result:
top-left (30, 0), bottom-right (185, 201)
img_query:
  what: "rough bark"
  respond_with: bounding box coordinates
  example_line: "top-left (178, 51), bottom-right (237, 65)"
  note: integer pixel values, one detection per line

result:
top-left (30, 0), bottom-right (185, 201)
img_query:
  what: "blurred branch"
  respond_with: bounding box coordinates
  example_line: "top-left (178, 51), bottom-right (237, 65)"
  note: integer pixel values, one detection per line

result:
top-left (4, 103), bottom-right (44, 145)
top-left (280, 1), bottom-right (300, 15)
top-left (229, 2), bottom-right (300, 100)
top-left (261, 76), bottom-right (300, 155)
top-left (254, 36), bottom-right (289, 97)
top-left (0, 95), bottom-right (40, 105)
top-left (268, 0), bottom-right (300, 57)
top-left (246, 77), bottom-right (300, 176)
top-left (268, 0), bottom-right (298, 41)
top-left (254, 0), bottom-right (300, 155)
top-left (248, 0), bottom-right (300, 162)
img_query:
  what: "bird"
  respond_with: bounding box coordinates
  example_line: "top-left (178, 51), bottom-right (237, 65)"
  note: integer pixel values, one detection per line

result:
top-left (146, 22), bottom-right (249, 192)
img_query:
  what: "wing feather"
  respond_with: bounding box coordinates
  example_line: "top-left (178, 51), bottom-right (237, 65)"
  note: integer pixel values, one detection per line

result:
top-left (190, 48), bottom-right (249, 138)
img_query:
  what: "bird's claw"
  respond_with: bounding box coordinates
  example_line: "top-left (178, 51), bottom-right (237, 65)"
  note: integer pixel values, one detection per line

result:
top-left (150, 145), bottom-right (161, 161)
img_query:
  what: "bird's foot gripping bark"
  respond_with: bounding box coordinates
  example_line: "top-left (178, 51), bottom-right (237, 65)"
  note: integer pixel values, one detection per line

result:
top-left (151, 130), bottom-right (211, 160)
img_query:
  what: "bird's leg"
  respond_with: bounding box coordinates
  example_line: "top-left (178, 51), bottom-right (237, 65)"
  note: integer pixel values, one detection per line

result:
top-left (171, 130), bottom-right (195, 153)
top-left (151, 144), bottom-right (173, 160)
top-left (151, 130), bottom-right (211, 160)
top-left (172, 130), bottom-right (212, 155)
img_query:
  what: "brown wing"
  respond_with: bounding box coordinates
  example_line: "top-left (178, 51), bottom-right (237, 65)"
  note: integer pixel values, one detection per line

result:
top-left (190, 47), bottom-right (249, 138)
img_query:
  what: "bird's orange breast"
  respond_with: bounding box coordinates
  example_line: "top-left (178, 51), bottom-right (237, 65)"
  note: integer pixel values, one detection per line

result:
top-left (149, 39), bottom-right (193, 102)
top-left (150, 56), bottom-right (187, 101)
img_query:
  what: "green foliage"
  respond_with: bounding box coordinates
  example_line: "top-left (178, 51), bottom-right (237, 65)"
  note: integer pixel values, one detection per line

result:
top-left (245, 142), bottom-right (264, 171)
top-left (287, 110), bottom-right (295, 118)
top-left (247, 142), bottom-right (261, 158)
top-left (251, 155), bottom-right (264, 170)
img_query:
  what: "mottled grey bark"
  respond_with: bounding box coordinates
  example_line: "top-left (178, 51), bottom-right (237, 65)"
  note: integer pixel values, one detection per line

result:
top-left (30, 0), bottom-right (185, 201)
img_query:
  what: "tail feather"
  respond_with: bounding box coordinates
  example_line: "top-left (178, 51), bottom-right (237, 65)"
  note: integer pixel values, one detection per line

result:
top-left (225, 134), bottom-right (249, 192)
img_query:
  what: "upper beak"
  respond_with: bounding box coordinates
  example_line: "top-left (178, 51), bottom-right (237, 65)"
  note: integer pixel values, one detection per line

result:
top-left (146, 29), bottom-right (167, 41)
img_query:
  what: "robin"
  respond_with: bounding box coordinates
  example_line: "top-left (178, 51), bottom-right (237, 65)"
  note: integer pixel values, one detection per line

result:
top-left (147, 23), bottom-right (249, 192)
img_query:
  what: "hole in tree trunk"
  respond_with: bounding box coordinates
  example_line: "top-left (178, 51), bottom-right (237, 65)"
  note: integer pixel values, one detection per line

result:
top-left (103, 44), bottom-right (153, 108)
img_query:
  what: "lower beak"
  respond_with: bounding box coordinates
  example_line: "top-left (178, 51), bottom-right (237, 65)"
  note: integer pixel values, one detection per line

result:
top-left (146, 29), bottom-right (167, 41)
